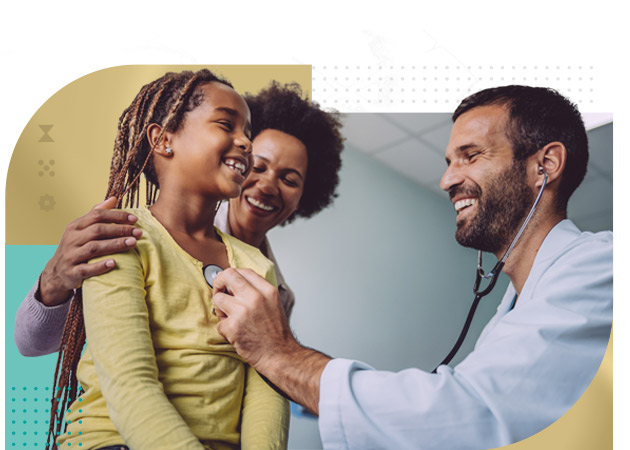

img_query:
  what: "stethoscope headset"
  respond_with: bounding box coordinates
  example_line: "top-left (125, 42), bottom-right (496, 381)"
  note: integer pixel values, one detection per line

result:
top-left (431, 167), bottom-right (548, 372)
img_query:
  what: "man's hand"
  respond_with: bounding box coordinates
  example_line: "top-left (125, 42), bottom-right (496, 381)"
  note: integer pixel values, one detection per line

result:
top-left (213, 268), bottom-right (296, 369)
top-left (213, 268), bottom-right (331, 414)
top-left (39, 197), bottom-right (142, 306)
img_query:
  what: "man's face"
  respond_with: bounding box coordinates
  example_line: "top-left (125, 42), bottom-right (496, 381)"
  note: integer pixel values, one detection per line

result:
top-left (440, 105), bottom-right (535, 254)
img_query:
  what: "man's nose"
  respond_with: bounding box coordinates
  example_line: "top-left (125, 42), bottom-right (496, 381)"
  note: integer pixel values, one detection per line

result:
top-left (440, 164), bottom-right (465, 192)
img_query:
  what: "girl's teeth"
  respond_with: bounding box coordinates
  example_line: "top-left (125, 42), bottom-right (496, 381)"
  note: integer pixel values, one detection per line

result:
top-left (224, 159), bottom-right (246, 175)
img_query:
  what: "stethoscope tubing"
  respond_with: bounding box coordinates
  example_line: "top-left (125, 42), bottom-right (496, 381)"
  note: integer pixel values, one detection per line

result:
top-left (432, 172), bottom-right (548, 372)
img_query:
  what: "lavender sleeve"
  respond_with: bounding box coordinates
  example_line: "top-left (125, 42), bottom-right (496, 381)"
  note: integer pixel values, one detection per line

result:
top-left (14, 275), bottom-right (72, 356)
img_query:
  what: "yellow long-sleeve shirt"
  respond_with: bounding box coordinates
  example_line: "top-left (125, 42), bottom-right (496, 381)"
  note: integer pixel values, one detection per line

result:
top-left (58, 207), bottom-right (289, 450)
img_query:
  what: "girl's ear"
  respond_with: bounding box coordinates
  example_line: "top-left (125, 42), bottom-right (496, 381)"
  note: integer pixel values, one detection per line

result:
top-left (147, 124), bottom-right (173, 156)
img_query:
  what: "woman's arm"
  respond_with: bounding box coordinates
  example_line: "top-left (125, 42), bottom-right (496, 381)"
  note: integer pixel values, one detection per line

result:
top-left (14, 198), bottom-right (140, 356)
top-left (83, 250), bottom-right (204, 450)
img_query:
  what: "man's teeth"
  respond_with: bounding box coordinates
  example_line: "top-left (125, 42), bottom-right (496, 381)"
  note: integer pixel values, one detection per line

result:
top-left (454, 198), bottom-right (477, 213)
top-left (224, 159), bottom-right (246, 175)
top-left (247, 197), bottom-right (275, 211)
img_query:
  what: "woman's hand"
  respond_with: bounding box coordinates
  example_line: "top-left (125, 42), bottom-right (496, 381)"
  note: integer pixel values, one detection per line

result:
top-left (38, 197), bottom-right (142, 306)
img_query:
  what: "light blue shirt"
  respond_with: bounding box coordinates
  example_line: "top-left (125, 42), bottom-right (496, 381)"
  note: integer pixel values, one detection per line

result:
top-left (318, 220), bottom-right (612, 450)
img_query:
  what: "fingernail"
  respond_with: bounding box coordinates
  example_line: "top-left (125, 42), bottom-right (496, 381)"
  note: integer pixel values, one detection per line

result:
top-left (125, 238), bottom-right (137, 246)
top-left (105, 259), bottom-right (115, 268)
top-left (132, 228), bottom-right (143, 238)
top-left (128, 215), bottom-right (138, 223)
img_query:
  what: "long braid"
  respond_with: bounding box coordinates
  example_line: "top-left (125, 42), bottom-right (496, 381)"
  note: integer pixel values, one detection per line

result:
top-left (47, 69), bottom-right (233, 449)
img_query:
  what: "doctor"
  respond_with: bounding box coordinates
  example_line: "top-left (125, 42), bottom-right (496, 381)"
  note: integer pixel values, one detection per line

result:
top-left (212, 85), bottom-right (613, 449)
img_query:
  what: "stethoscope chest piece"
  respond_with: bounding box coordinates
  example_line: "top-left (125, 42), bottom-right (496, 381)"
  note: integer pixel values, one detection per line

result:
top-left (203, 264), bottom-right (224, 288)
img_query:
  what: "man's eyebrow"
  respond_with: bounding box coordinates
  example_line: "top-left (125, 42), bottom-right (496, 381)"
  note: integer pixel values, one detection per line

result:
top-left (456, 144), bottom-right (481, 153)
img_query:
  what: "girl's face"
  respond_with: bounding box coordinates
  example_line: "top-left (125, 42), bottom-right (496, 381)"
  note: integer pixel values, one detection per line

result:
top-left (159, 82), bottom-right (253, 201)
top-left (229, 128), bottom-right (308, 236)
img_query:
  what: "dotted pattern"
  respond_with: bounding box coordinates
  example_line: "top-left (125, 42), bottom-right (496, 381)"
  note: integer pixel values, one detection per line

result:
top-left (7, 386), bottom-right (84, 448)
top-left (311, 65), bottom-right (597, 112)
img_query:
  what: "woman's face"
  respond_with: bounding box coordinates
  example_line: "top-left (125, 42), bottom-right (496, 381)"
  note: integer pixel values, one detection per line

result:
top-left (229, 128), bottom-right (308, 236)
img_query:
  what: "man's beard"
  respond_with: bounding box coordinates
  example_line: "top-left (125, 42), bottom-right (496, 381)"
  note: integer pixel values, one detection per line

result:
top-left (454, 160), bottom-right (535, 254)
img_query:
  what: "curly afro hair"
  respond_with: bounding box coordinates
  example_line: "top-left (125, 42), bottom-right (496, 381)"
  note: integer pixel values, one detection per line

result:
top-left (245, 82), bottom-right (344, 224)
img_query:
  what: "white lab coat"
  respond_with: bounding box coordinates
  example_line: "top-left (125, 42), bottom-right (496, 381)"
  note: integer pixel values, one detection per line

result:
top-left (318, 220), bottom-right (612, 450)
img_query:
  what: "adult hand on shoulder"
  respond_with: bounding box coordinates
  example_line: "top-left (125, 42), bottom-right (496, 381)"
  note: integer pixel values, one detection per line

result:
top-left (39, 197), bottom-right (142, 306)
top-left (213, 268), bottom-right (297, 370)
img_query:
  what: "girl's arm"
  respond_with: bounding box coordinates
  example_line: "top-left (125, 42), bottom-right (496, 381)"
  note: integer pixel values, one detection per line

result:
top-left (241, 366), bottom-right (290, 449)
top-left (83, 250), bottom-right (204, 450)
top-left (239, 266), bottom-right (289, 450)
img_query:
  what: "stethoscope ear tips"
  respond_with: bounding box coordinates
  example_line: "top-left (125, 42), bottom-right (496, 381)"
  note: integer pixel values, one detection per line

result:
top-left (203, 264), bottom-right (224, 288)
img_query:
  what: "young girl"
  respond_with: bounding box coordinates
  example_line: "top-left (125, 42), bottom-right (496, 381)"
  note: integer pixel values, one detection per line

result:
top-left (47, 70), bottom-right (289, 450)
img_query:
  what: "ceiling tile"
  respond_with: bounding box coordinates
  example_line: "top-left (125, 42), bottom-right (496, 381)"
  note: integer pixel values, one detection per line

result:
top-left (417, 122), bottom-right (453, 156)
top-left (341, 113), bottom-right (408, 154)
top-left (383, 113), bottom-right (452, 135)
top-left (372, 137), bottom-right (447, 186)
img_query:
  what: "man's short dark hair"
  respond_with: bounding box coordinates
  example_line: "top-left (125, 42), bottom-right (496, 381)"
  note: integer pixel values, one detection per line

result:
top-left (453, 85), bottom-right (588, 214)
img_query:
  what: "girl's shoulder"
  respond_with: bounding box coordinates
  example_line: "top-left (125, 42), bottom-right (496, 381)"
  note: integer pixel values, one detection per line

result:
top-left (219, 230), bottom-right (277, 287)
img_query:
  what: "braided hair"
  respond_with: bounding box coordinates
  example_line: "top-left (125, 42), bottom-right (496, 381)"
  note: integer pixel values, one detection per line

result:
top-left (47, 69), bottom-right (233, 449)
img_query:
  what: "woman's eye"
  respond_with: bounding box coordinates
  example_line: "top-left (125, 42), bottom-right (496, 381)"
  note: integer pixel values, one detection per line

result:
top-left (283, 178), bottom-right (299, 187)
top-left (252, 166), bottom-right (265, 173)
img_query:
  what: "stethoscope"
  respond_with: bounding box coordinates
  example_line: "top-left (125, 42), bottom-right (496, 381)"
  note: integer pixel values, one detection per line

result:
top-left (432, 169), bottom-right (548, 372)
top-left (203, 264), bottom-right (223, 288)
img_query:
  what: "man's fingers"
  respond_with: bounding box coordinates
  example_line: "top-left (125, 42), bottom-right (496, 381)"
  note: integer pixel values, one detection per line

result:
top-left (71, 259), bottom-right (117, 284)
top-left (76, 236), bottom-right (138, 263)
top-left (212, 291), bottom-right (238, 317)
top-left (232, 268), bottom-right (278, 297)
top-left (213, 268), bottom-right (254, 297)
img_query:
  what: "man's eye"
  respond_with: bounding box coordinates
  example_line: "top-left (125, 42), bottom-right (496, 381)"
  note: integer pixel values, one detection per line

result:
top-left (467, 152), bottom-right (480, 161)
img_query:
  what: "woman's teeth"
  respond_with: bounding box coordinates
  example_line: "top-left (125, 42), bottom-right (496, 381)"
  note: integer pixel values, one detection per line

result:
top-left (247, 197), bottom-right (275, 211)
top-left (454, 198), bottom-right (477, 213)
top-left (224, 159), bottom-right (246, 175)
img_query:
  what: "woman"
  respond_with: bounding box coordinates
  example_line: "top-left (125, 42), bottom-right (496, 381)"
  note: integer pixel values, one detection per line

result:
top-left (14, 81), bottom-right (344, 358)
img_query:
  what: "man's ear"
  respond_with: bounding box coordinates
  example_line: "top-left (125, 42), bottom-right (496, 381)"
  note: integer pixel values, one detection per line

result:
top-left (147, 123), bottom-right (173, 156)
top-left (533, 142), bottom-right (567, 188)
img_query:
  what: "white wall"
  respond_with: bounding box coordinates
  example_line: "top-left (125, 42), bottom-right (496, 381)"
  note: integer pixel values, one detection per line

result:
top-left (268, 145), bottom-right (509, 449)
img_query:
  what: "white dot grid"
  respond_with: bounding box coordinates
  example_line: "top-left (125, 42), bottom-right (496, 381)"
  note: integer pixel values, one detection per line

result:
top-left (311, 65), bottom-right (599, 113)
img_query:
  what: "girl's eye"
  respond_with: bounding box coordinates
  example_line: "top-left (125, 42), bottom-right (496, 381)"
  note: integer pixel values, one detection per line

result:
top-left (219, 121), bottom-right (233, 131)
top-left (252, 166), bottom-right (265, 173)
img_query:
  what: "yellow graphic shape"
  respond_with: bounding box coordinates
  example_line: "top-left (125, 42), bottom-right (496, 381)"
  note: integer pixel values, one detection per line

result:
top-left (497, 330), bottom-right (612, 449)
top-left (6, 65), bottom-right (311, 245)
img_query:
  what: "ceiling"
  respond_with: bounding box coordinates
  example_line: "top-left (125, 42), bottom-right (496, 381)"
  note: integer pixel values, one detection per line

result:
top-left (341, 113), bottom-right (613, 232)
